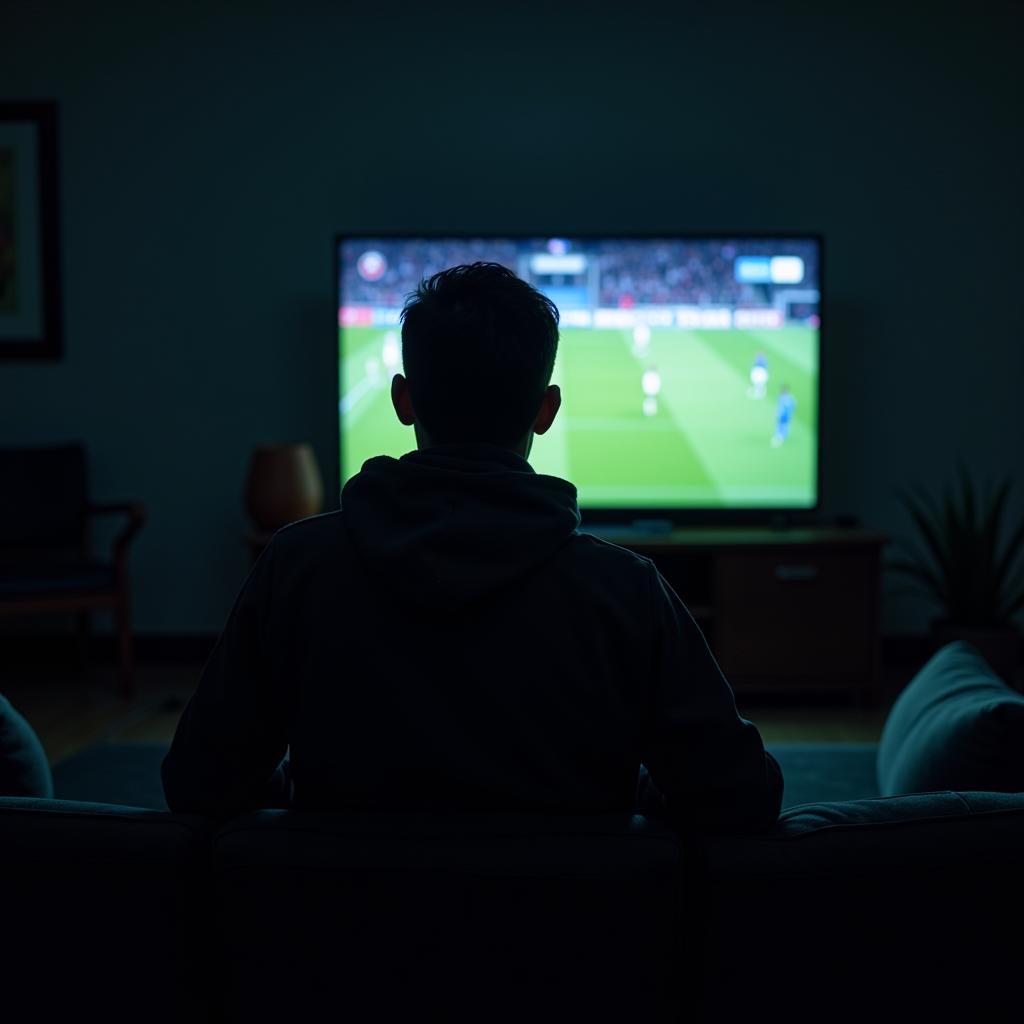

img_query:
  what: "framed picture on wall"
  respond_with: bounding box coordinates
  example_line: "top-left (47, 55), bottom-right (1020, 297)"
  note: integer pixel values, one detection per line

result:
top-left (0, 101), bottom-right (61, 360)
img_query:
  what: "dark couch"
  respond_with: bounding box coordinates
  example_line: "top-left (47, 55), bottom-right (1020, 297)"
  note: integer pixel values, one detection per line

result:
top-left (4, 746), bottom-right (1024, 1022)
top-left (4, 643), bottom-right (1024, 1021)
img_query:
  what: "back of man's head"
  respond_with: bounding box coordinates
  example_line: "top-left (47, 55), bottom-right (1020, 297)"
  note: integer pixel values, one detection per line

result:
top-left (400, 262), bottom-right (560, 447)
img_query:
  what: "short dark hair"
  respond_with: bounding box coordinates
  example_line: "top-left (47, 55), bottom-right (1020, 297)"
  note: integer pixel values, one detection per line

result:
top-left (399, 262), bottom-right (560, 446)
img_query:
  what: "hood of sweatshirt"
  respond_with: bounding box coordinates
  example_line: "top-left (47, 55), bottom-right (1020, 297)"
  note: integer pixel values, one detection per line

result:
top-left (341, 444), bottom-right (581, 610)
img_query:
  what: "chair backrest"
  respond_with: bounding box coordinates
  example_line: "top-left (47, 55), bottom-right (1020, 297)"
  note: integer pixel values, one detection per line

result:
top-left (211, 810), bottom-right (688, 1023)
top-left (0, 444), bottom-right (88, 551)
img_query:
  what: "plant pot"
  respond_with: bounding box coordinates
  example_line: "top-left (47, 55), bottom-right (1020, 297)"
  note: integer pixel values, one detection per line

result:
top-left (245, 443), bottom-right (324, 531)
top-left (929, 619), bottom-right (1022, 688)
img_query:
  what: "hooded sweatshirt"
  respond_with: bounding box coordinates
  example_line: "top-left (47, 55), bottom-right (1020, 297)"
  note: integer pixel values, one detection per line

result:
top-left (162, 444), bottom-right (782, 831)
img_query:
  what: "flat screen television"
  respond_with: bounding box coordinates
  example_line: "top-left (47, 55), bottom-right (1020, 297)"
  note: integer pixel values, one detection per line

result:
top-left (336, 235), bottom-right (821, 521)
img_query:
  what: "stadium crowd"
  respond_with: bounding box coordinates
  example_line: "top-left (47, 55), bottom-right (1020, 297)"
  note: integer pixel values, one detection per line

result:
top-left (341, 239), bottom-right (819, 310)
top-left (594, 240), bottom-right (820, 307)
top-left (341, 239), bottom-right (520, 307)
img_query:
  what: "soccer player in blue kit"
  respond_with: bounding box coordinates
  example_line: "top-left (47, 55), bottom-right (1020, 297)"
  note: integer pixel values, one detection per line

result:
top-left (771, 384), bottom-right (796, 447)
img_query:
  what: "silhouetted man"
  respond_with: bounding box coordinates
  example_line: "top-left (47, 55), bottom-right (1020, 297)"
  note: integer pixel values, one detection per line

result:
top-left (162, 263), bottom-right (783, 832)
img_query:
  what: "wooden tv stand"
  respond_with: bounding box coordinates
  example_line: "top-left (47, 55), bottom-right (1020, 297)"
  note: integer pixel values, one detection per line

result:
top-left (584, 525), bottom-right (888, 703)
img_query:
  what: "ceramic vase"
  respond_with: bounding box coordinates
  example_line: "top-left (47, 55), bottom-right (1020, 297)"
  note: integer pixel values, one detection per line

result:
top-left (245, 443), bottom-right (324, 531)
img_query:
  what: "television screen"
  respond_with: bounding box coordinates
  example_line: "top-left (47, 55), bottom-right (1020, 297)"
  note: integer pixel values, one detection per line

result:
top-left (337, 236), bottom-right (820, 511)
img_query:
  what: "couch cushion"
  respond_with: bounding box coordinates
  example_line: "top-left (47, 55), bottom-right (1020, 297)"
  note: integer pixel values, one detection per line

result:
top-left (877, 640), bottom-right (1024, 796)
top-left (697, 789), bottom-right (1024, 1020)
top-left (0, 797), bottom-right (214, 1023)
top-left (212, 811), bottom-right (687, 1022)
top-left (0, 693), bottom-right (53, 797)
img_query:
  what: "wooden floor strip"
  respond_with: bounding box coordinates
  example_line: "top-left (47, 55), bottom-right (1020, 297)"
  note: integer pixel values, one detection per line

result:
top-left (2, 660), bottom-right (909, 766)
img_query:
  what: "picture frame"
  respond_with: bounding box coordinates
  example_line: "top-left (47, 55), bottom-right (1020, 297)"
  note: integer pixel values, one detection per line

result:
top-left (0, 101), bottom-right (62, 360)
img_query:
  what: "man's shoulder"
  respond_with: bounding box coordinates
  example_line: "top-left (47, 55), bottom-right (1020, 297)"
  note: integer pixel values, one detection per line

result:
top-left (563, 530), bottom-right (658, 580)
top-left (268, 511), bottom-right (348, 556)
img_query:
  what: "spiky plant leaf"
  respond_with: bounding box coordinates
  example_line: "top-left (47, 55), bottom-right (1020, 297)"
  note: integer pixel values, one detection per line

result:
top-left (958, 471), bottom-right (989, 621)
top-left (943, 486), bottom-right (973, 621)
top-left (1003, 582), bottom-right (1024, 620)
top-left (959, 462), bottom-right (976, 535)
top-left (994, 513), bottom-right (1024, 589)
top-left (897, 471), bottom-right (1024, 628)
top-left (997, 564), bottom-right (1024, 622)
top-left (980, 480), bottom-right (1010, 619)
top-left (887, 582), bottom-right (935, 599)
top-left (886, 558), bottom-right (948, 605)
top-left (898, 486), bottom-right (948, 577)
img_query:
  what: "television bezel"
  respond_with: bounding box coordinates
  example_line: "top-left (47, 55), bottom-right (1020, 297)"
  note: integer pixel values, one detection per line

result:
top-left (334, 231), bottom-right (824, 528)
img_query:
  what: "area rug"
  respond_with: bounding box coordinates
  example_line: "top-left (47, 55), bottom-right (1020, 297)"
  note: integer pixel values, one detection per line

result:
top-left (770, 742), bottom-right (880, 807)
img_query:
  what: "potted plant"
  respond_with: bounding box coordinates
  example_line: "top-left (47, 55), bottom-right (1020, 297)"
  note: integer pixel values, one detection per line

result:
top-left (889, 465), bottom-right (1024, 684)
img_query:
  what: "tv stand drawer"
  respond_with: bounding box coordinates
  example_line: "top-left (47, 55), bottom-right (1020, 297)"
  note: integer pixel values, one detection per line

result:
top-left (712, 549), bottom-right (878, 686)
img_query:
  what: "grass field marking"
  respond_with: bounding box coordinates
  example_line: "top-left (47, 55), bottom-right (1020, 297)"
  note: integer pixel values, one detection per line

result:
top-left (666, 330), bottom-right (815, 502)
top-left (615, 328), bottom-right (723, 498)
top-left (579, 482), bottom-right (814, 505)
top-left (646, 327), bottom-right (757, 478)
top-left (339, 373), bottom-right (378, 416)
top-left (543, 326), bottom-right (719, 493)
top-left (690, 328), bottom-right (818, 439)
top-left (688, 328), bottom-right (817, 448)
top-left (564, 416), bottom-right (679, 433)
top-left (339, 330), bottom-right (396, 428)
top-left (749, 327), bottom-right (819, 376)
top-left (340, 331), bottom-right (393, 386)
top-left (530, 359), bottom-right (571, 480)
top-left (578, 483), bottom-right (729, 503)
top-left (714, 483), bottom-right (817, 503)
top-left (340, 323), bottom-right (816, 505)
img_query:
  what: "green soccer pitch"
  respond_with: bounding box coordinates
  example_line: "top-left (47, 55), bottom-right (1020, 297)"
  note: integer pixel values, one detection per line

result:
top-left (339, 325), bottom-right (818, 508)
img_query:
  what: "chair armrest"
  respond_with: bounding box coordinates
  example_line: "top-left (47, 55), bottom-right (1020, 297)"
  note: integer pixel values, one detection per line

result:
top-left (87, 502), bottom-right (146, 567)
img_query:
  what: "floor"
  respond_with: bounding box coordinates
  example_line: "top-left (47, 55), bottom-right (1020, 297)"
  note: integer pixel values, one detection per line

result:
top-left (3, 663), bottom-right (193, 766)
top-left (2, 654), bottom-right (914, 767)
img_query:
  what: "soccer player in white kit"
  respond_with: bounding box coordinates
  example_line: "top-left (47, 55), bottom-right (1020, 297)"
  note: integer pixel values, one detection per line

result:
top-left (381, 331), bottom-right (401, 375)
top-left (642, 366), bottom-right (662, 417)
top-left (366, 332), bottom-right (400, 391)
top-left (748, 352), bottom-right (769, 399)
top-left (632, 323), bottom-right (651, 357)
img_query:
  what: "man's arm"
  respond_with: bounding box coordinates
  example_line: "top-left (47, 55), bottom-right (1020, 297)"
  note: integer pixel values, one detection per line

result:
top-left (161, 541), bottom-right (291, 816)
top-left (638, 565), bottom-right (783, 834)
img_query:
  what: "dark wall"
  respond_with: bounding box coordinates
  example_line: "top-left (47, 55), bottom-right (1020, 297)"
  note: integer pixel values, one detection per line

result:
top-left (2, 3), bottom-right (1021, 634)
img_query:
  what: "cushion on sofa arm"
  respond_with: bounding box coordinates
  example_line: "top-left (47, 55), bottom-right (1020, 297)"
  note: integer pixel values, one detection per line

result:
top-left (0, 693), bottom-right (53, 798)
top-left (876, 640), bottom-right (1024, 797)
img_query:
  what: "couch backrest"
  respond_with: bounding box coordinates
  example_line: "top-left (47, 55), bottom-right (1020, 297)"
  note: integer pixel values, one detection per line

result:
top-left (210, 810), bottom-right (687, 1023)
top-left (695, 790), bottom-right (1024, 1021)
top-left (0, 797), bottom-right (214, 1023)
top-left (5, 793), bottom-right (1024, 1023)
top-left (0, 444), bottom-right (88, 550)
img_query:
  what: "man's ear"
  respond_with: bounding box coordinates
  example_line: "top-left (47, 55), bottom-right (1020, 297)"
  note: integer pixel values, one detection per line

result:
top-left (532, 384), bottom-right (561, 436)
top-left (391, 373), bottom-right (416, 426)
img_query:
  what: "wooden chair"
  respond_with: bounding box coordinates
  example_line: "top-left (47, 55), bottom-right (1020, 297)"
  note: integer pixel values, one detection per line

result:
top-left (0, 445), bottom-right (145, 696)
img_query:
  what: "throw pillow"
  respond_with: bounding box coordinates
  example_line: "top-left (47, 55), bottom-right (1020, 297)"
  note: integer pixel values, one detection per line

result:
top-left (877, 641), bottom-right (1024, 796)
top-left (0, 693), bottom-right (54, 798)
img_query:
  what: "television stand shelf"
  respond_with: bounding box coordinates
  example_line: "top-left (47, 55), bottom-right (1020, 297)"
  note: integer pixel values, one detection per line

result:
top-left (584, 526), bottom-right (888, 704)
